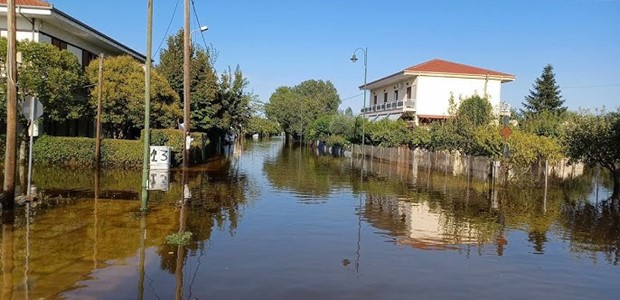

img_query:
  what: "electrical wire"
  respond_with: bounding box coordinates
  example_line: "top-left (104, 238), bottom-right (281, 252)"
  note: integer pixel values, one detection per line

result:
top-left (191, 0), bottom-right (210, 51)
top-left (154, 0), bottom-right (181, 57)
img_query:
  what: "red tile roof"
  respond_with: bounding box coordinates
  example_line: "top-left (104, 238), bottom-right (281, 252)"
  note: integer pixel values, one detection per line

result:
top-left (0, 0), bottom-right (51, 7)
top-left (405, 59), bottom-right (514, 78)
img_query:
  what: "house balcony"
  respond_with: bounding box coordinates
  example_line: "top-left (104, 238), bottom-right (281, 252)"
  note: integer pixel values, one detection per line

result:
top-left (361, 99), bottom-right (416, 114)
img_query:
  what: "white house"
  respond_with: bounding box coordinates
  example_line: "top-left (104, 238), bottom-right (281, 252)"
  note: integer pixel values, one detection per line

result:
top-left (361, 59), bottom-right (515, 125)
top-left (0, 0), bottom-right (145, 136)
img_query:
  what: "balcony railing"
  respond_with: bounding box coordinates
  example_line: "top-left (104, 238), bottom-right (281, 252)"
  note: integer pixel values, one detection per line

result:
top-left (361, 98), bottom-right (416, 113)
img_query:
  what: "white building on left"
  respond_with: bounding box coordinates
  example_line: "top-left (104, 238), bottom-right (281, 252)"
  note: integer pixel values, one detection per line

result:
top-left (0, 0), bottom-right (145, 136)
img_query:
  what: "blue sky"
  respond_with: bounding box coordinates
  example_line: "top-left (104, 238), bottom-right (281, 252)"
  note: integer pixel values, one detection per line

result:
top-left (49, 0), bottom-right (620, 113)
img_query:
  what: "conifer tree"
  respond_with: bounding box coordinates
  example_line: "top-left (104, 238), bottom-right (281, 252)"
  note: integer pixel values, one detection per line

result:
top-left (522, 64), bottom-right (566, 116)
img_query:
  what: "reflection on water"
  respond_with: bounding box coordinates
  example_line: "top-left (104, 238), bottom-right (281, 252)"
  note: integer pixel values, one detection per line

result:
top-left (0, 138), bottom-right (618, 299)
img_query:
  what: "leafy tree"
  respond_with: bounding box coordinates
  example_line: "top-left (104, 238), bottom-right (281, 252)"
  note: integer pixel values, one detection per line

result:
top-left (157, 29), bottom-right (218, 133)
top-left (85, 55), bottom-right (181, 139)
top-left (265, 79), bottom-right (340, 141)
top-left (522, 64), bottom-right (566, 116)
top-left (246, 117), bottom-right (280, 137)
top-left (0, 38), bottom-right (84, 125)
top-left (564, 110), bottom-right (620, 199)
top-left (213, 66), bottom-right (253, 136)
top-left (456, 95), bottom-right (493, 127)
top-left (520, 110), bottom-right (565, 138)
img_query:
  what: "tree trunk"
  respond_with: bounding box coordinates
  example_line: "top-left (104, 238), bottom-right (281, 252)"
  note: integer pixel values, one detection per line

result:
top-left (613, 168), bottom-right (620, 200)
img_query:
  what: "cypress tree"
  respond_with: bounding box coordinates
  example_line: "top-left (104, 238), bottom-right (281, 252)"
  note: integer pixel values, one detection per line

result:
top-left (522, 64), bottom-right (566, 116)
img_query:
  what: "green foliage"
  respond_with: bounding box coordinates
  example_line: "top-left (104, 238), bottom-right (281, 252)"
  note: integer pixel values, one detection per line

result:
top-left (33, 135), bottom-right (97, 166)
top-left (503, 129), bottom-right (562, 169)
top-left (429, 121), bottom-right (461, 151)
top-left (246, 116), bottom-right (281, 137)
top-left (520, 110), bottom-right (565, 138)
top-left (564, 110), bottom-right (619, 197)
top-left (33, 132), bottom-right (207, 168)
top-left (146, 129), bottom-right (207, 166)
top-left (0, 38), bottom-right (84, 126)
top-left (522, 64), bottom-right (566, 116)
top-left (564, 111), bottom-right (619, 170)
top-left (408, 126), bottom-right (431, 149)
top-left (157, 30), bottom-right (252, 140)
top-left (265, 80), bottom-right (341, 140)
top-left (214, 66), bottom-right (253, 136)
top-left (456, 95), bottom-right (493, 127)
top-left (165, 231), bottom-right (193, 246)
top-left (33, 135), bottom-right (142, 168)
top-left (85, 55), bottom-right (181, 139)
top-left (366, 119), bottom-right (410, 147)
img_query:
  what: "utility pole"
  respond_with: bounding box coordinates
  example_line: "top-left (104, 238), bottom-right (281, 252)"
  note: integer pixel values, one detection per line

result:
top-left (141, 0), bottom-right (153, 211)
top-left (2, 0), bottom-right (18, 209)
top-left (95, 54), bottom-right (104, 166)
top-left (183, 0), bottom-right (191, 168)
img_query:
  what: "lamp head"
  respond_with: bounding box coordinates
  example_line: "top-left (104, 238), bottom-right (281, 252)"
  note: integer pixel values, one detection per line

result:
top-left (350, 54), bottom-right (358, 63)
top-left (199, 25), bottom-right (209, 32)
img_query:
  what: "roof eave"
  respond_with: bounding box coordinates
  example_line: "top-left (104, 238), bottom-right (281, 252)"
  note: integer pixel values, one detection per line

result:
top-left (51, 8), bottom-right (145, 62)
top-left (405, 71), bottom-right (515, 82)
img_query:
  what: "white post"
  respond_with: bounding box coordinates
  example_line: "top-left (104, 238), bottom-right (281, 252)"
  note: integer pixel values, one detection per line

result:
top-left (26, 96), bottom-right (35, 196)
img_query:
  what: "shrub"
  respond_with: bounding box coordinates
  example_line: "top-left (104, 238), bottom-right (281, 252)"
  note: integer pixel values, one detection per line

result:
top-left (33, 131), bottom-right (208, 168)
top-left (144, 129), bottom-right (208, 166)
top-left (33, 135), bottom-right (97, 166)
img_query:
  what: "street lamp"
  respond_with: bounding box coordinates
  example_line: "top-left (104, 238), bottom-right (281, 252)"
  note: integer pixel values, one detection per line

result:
top-left (192, 25), bottom-right (209, 34)
top-left (350, 47), bottom-right (367, 162)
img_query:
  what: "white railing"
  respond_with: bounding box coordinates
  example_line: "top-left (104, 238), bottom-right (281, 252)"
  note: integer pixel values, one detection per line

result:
top-left (361, 98), bottom-right (416, 113)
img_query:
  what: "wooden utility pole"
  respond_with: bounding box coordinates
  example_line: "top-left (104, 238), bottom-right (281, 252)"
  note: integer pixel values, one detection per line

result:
top-left (2, 0), bottom-right (18, 209)
top-left (183, 0), bottom-right (191, 168)
top-left (95, 54), bottom-right (104, 165)
top-left (141, 0), bottom-right (153, 211)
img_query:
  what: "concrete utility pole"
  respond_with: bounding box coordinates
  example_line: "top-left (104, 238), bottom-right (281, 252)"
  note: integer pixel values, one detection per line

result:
top-left (183, 0), bottom-right (191, 168)
top-left (141, 0), bottom-right (153, 211)
top-left (2, 0), bottom-right (18, 209)
top-left (95, 54), bottom-right (104, 166)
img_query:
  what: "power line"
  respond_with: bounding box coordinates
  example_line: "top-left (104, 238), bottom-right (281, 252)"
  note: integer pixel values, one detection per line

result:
top-left (341, 93), bottom-right (363, 102)
top-left (562, 83), bottom-right (620, 89)
top-left (154, 0), bottom-right (181, 58)
top-left (190, 0), bottom-right (209, 51)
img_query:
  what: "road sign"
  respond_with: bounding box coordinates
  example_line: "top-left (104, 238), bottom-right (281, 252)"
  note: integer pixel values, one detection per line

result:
top-left (500, 126), bottom-right (512, 139)
top-left (148, 169), bottom-right (170, 191)
top-left (149, 146), bottom-right (171, 169)
top-left (21, 96), bottom-right (44, 120)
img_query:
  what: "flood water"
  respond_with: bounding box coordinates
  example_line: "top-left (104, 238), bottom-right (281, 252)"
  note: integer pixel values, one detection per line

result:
top-left (1, 138), bottom-right (619, 299)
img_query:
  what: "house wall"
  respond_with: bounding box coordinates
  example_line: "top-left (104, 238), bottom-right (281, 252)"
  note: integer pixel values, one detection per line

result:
top-left (369, 78), bottom-right (418, 106)
top-left (0, 15), bottom-right (121, 67)
top-left (416, 76), bottom-right (502, 117)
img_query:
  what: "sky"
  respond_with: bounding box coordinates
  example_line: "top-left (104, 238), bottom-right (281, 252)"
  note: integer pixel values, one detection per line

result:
top-left (48, 0), bottom-right (620, 113)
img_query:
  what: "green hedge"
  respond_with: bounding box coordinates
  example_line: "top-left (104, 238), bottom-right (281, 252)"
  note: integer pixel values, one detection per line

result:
top-left (33, 130), bottom-right (208, 168)
top-left (145, 129), bottom-right (207, 166)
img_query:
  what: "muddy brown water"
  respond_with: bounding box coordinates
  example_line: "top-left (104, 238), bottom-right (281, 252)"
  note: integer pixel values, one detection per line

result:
top-left (1, 138), bottom-right (618, 299)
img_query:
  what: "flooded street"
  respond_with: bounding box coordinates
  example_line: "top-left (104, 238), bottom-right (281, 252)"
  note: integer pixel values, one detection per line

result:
top-left (1, 138), bottom-right (619, 299)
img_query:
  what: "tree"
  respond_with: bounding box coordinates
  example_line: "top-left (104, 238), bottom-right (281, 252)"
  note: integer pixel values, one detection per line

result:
top-left (85, 55), bottom-right (181, 139)
top-left (456, 95), bottom-right (493, 127)
top-left (265, 79), bottom-right (341, 141)
top-left (157, 29), bottom-right (218, 133)
top-left (564, 110), bottom-right (620, 199)
top-left (214, 66), bottom-right (253, 137)
top-left (0, 38), bottom-right (84, 125)
top-left (522, 64), bottom-right (566, 116)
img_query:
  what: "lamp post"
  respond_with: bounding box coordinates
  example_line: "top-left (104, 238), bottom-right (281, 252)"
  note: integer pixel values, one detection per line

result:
top-left (350, 47), bottom-right (367, 164)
